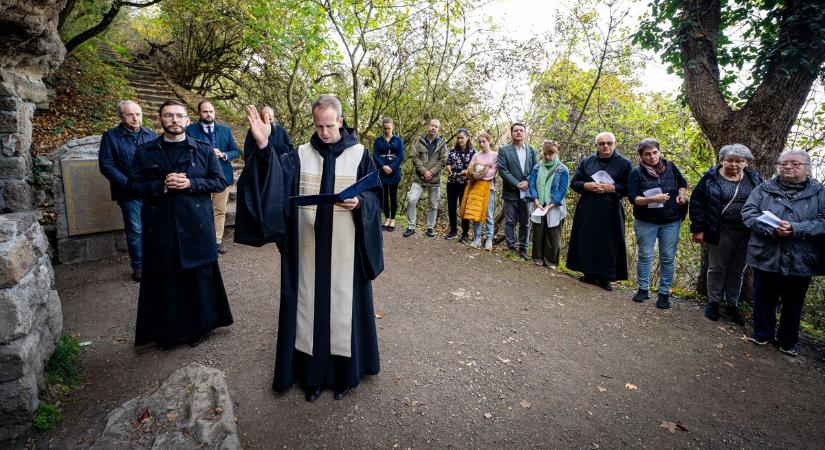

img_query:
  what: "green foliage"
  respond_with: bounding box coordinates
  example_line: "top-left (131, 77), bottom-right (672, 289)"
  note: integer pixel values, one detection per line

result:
top-left (69, 42), bottom-right (134, 133)
top-left (34, 334), bottom-right (83, 432)
top-left (34, 403), bottom-right (63, 431)
top-left (635, 0), bottom-right (825, 106)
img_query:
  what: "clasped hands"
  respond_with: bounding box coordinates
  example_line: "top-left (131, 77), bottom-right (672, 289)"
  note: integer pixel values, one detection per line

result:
top-left (776, 220), bottom-right (793, 237)
top-left (165, 173), bottom-right (190, 190)
top-left (584, 182), bottom-right (615, 193)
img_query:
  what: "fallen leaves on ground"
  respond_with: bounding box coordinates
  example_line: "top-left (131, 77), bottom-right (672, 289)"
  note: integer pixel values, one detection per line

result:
top-left (483, 412), bottom-right (493, 419)
top-left (496, 356), bottom-right (511, 364)
top-left (520, 400), bottom-right (531, 408)
top-left (166, 409), bottom-right (179, 422)
top-left (625, 383), bottom-right (638, 390)
top-left (374, 311), bottom-right (384, 319)
top-left (723, 361), bottom-right (735, 368)
top-left (660, 420), bottom-right (689, 433)
top-left (597, 386), bottom-right (608, 393)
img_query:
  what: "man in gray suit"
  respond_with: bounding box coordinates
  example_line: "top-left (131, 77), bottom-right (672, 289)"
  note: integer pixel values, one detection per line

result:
top-left (497, 122), bottom-right (537, 260)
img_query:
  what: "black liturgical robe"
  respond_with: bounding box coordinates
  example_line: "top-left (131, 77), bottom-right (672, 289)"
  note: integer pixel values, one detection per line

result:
top-left (566, 150), bottom-right (632, 281)
top-left (236, 127), bottom-right (383, 392)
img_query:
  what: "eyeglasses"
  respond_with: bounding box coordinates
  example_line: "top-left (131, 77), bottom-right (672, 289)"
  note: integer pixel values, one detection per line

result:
top-left (596, 141), bottom-right (615, 146)
top-left (776, 161), bottom-right (809, 168)
top-left (161, 113), bottom-right (189, 120)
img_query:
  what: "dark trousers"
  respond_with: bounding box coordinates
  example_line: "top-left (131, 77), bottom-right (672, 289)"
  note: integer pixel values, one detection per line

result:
top-left (504, 198), bottom-right (530, 251)
top-left (532, 217), bottom-right (563, 265)
top-left (382, 183), bottom-right (399, 219)
top-left (446, 182), bottom-right (469, 235)
top-left (751, 268), bottom-right (811, 349)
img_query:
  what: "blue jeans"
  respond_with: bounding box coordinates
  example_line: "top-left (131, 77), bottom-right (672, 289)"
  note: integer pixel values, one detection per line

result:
top-left (473, 191), bottom-right (495, 242)
top-left (634, 219), bottom-right (681, 294)
top-left (118, 199), bottom-right (143, 270)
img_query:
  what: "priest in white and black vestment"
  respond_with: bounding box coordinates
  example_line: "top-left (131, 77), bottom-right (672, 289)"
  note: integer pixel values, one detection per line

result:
top-left (237, 95), bottom-right (383, 402)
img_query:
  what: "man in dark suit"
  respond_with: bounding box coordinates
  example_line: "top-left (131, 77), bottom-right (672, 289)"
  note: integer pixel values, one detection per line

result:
top-left (186, 101), bottom-right (240, 254)
top-left (497, 122), bottom-right (538, 260)
top-left (128, 100), bottom-right (232, 348)
top-left (98, 100), bottom-right (158, 281)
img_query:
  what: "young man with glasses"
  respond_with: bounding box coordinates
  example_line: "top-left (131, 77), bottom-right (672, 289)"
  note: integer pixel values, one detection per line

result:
top-left (127, 100), bottom-right (233, 349)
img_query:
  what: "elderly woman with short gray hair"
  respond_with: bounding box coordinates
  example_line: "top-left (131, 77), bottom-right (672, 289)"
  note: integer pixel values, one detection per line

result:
top-left (689, 144), bottom-right (762, 325)
top-left (741, 150), bottom-right (824, 357)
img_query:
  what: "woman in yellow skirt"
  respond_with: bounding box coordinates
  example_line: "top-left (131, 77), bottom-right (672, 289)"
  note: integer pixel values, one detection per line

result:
top-left (461, 131), bottom-right (498, 249)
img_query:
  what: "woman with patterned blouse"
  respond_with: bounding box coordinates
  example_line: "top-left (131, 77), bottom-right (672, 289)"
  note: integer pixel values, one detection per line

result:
top-left (444, 128), bottom-right (475, 242)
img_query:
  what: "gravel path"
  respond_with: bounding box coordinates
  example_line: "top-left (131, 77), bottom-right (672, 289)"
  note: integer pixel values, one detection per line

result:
top-left (24, 230), bottom-right (825, 448)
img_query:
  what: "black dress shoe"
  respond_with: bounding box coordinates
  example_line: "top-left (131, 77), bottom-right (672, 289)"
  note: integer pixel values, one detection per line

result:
top-left (305, 386), bottom-right (323, 402)
top-left (403, 228), bottom-right (415, 237)
top-left (597, 279), bottom-right (613, 291)
top-left (187, 335), bottom-right (205, 347)
top-left (387, 225), bottom-right (395, 231)
top-left (132, 268), bottom-right (142, 282)
top-left (334, 387), bottom-right (352, 400)
top-left (579, 275), bottom-right (596, 285)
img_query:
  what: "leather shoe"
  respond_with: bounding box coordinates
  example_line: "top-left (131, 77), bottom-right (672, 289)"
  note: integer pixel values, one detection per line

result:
top-left (217, 243), bottom-right (228, 254)
top-left (403, 228), bottom-right (415, 237)
top-left (334, 387), bottom-right (352, 400)
top-left (187, 335), bottom-right (205, 347)
top-left (426, 228), bottom-right (436, 237)
top-left (597, 279), bottom-right (613, 291)
top-left (305, 386), bottom-right (323, 402)
top-left (131, 268), bottom-right (142, 282)
top-left (387, 225), bottom-right (395, 232)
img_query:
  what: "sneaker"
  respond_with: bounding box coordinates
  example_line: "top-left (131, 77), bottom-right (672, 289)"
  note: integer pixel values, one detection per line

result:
top-left (217, 243), bottom-right (228, 254)
top-left (458, 234), bottom-right (470, 244)
top-left (470, 240), bottom-right (481, 249)
top-left (632, 289), bottom-right (649, 303)
top-left (778, 346), bottom-right (799, 357)
top-left (426, 228), bottom-right (436, 237)
top-left (656, 293), bottom-right (672, 309)
top-left (403, 228), bottom-right (415, 237)
top-left (519, 250), bottom-right (530, 261)
top-left (726, 305), bottom-right (746, 326)
top-left (444, 232), bottom-right (457, 240)
top-left (747, 336), bottom-right (771, 346)
top-left (484, 240), bottom-right (493, 251)
top-left (704, 303), bottom-right (720, 321)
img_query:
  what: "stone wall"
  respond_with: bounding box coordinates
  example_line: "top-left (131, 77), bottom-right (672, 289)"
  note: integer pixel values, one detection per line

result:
top-left (0, 213), bottom-right (63, 441)
top-left (0, 0), bottom-right (67, 442)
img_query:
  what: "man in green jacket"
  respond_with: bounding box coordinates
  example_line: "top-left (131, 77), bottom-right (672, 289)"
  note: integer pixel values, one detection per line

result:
top-left (497, 122), bottom-right (538, 259)
top-left (404, 119), bottom-right (448, 237)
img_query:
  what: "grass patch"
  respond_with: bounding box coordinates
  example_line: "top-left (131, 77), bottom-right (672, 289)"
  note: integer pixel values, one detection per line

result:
top-left (35, 334), bottom-right (84, 432)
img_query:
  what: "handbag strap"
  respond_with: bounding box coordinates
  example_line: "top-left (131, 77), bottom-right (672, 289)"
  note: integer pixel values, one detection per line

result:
top-left (720, 177), bottom-right (741, 216)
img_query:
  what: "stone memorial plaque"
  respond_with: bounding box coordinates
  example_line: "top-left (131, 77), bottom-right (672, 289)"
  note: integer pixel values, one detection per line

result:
top-left (62, 159), bottom-right (124, 236)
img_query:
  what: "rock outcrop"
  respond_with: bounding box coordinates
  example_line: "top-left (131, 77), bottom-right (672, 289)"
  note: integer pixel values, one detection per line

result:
top-left (91, 363), bottom-right (242, 450)
top-left (0, 213), bottom-right (63, 441)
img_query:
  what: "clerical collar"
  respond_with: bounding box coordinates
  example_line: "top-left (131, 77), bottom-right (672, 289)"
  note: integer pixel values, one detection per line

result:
top-left (163, 134), bottom-right (187, 143)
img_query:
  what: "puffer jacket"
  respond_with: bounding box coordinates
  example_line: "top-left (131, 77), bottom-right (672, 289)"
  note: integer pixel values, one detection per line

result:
top-left (689, 166), bottom-right (762, 244)
top-left (741, 177), bottom-right (825, 276)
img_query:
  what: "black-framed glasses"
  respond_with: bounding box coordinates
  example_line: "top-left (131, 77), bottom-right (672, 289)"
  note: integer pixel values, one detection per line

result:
top-left (161, 113), bottom-right (189, 120)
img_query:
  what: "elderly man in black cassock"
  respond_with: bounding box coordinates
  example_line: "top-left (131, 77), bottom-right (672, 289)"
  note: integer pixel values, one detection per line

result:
top-left (566, 131), bottom-right (632, 291)
top-left (128, 100), bottom-right (233, 349)
top-left (238, 95), bottom-right (383, 402)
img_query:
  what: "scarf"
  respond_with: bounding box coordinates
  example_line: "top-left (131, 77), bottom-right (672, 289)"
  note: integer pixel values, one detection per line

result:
top-left (537, 157), bottom-right (560, 205)
top-left (641, 158), bottom-right (666, 178)
top-left (778, 178), bottom-right (808, 199)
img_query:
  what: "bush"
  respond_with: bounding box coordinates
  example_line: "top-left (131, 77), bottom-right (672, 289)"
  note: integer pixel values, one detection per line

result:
top-left (33, 403), bottom-right (63, 431)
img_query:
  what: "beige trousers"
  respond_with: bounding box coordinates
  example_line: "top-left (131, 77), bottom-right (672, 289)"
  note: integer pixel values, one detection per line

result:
top-left (212, 186), bottom-right (231, 243)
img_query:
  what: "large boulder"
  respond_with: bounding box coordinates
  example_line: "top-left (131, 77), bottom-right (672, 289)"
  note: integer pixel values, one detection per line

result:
top-left (91, 363), bottom-right (242, 450)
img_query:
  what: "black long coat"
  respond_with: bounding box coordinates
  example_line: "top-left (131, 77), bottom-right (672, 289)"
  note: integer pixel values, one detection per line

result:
top-left (566, 150), bottom-right (632, 281)
top-left (127, 136), bottom-right (227, 270)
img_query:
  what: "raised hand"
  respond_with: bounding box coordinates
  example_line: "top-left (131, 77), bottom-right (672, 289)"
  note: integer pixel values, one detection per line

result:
top-left (245, 105), bottom-right (271, 149)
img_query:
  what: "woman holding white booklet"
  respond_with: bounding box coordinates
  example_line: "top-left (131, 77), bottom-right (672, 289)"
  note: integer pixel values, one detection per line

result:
top-left (741, 149), bottom-right (825, 357)
top-left (528, 140), bottom-right (569, 268)
top-left (626, 138), bottom-right (689, 309)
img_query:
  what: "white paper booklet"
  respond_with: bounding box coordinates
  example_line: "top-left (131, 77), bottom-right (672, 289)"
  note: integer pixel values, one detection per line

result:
top-left (643, 187), bottom-right (664, 208)
top-left (756, 210), bottom-right (782, 228)
top-left (591, 170), bottom-right (615, 184)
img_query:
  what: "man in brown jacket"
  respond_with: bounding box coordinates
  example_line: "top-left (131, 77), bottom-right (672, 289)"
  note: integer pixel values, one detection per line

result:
top-left (404, 119), bottom-right (447, 237)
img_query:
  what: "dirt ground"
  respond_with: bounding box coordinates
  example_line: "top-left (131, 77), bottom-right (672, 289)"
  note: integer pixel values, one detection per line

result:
top-left (17, 230), bottom-right (825, 449)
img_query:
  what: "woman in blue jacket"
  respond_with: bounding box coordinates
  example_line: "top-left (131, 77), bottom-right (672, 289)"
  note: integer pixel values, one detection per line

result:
top-left (528, 140), bottom-right (569, 268)
top-left (373, 117), bottom-right (404, 231)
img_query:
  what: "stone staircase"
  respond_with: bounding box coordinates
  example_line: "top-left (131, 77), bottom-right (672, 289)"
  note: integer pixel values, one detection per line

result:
top-left (119, 56), bottom-right (238, 227)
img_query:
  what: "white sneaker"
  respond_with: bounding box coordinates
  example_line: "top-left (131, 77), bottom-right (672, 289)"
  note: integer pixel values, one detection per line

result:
top-left (484, 240), bottom-right (493, 251)
top-left (470, 240), bottom-right (481, 249)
